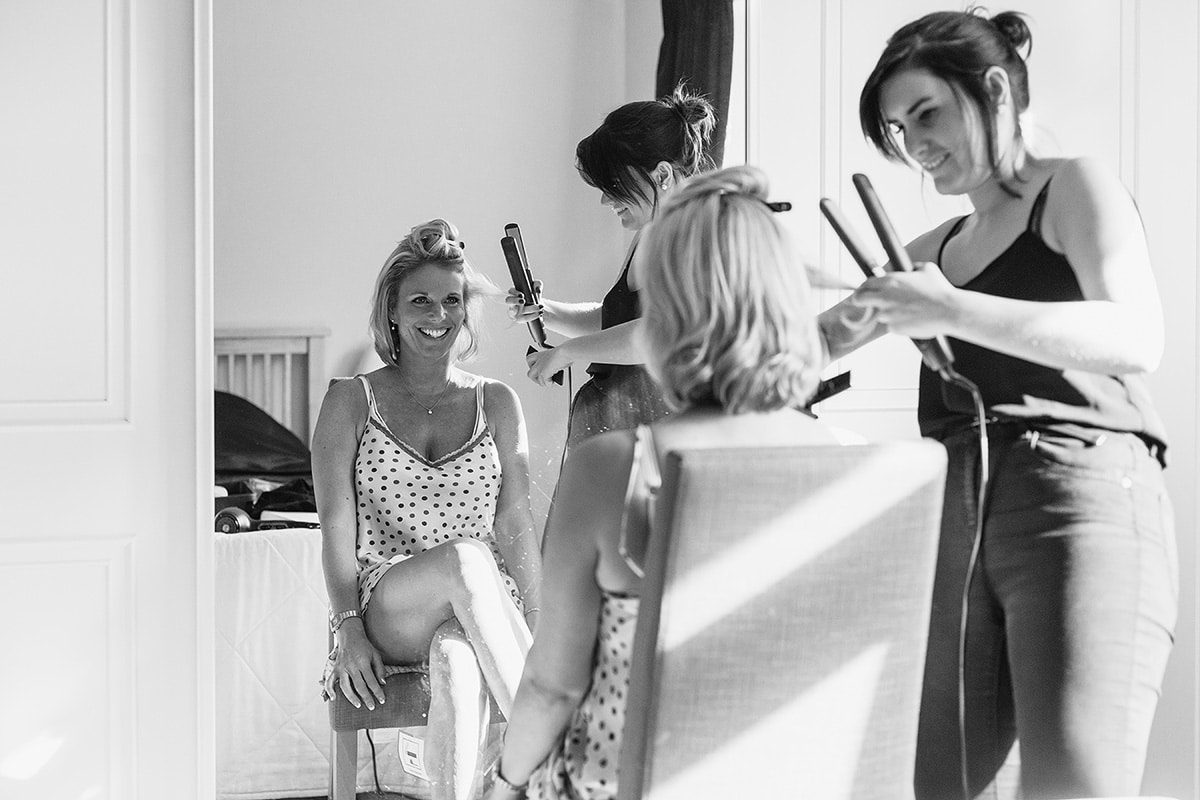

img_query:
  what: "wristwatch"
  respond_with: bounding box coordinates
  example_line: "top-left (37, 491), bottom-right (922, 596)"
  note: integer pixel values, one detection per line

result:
top-left (329, 608), bottom-right (360, 633)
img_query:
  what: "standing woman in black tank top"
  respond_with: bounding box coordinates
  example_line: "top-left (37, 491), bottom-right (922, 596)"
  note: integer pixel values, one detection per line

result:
top-left (820, 10), bottom-right (1176, 800)
top-left (506, 86), bottom-right (716, 451)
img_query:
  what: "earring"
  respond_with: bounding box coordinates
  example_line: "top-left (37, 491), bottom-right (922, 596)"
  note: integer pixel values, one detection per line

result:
top-left (388, 320), bottom-right (400, 363)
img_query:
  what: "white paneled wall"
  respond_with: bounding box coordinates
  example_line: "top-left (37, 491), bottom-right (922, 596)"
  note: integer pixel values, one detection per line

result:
top-left (0, 1), bottom-right (204, 799)
top-left (0, 0), bottom-right (127, 422)
top-left (749, 2), bottom-right (1197, 797)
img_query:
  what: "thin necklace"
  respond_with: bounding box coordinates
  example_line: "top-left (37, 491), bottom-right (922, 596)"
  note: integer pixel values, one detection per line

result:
top-left (400, 376), bottom-right (452, 415)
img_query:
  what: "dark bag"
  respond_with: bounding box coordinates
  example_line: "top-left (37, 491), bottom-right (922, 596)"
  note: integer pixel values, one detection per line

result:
top-left (214, 390), bottom-right (312, 484)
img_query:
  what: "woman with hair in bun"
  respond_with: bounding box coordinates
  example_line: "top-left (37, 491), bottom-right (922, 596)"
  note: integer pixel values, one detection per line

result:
top-left (508, 85), bottom-right (716, 450)
top-left (488, 165), bottom-right (850, 800)
top-left (313, 219), bottom-right (542, 800)
top-left (821, 9), bottom-right (1177, 799)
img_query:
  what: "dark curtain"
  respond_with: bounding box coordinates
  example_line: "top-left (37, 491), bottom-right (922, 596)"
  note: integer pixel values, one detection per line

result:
top-left (656, 0), bottom-right (735, 168)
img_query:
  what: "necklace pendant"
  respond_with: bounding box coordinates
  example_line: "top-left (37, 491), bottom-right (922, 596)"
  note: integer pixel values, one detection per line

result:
top-left (427, 408), bottom-right (434, 415)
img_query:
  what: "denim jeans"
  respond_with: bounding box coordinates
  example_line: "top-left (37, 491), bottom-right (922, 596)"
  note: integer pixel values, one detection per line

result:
top-left (914, 424), bottom-right (1178, 800)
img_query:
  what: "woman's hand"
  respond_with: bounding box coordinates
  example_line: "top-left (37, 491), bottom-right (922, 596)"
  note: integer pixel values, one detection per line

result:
top-left (325, 621), bottom-right (388, 710)
top-left (506, 282), bottom-right (544, 325)
top-left (525, 345), bottom-right (572, 386)
top-left (850, 262), bottom-right (959, 340)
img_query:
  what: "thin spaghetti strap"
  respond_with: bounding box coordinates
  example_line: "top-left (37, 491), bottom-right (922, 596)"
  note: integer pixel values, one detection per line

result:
top-left (617, 425), bottom-right (662, 578)
top-left (616, 230), bottom-right (642, 287)
top-left (356, 374), bottom-right (381, 420)
top-left (1027, 175), bottom-right (1055, 238)
top-left (473, 380), bottom-right (487, 437)
top-left (937, 216), bottom-right (969, 266)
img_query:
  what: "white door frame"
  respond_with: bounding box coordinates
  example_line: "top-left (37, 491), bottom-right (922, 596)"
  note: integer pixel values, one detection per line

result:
top-left (194, 0), bottom-right (217, 795)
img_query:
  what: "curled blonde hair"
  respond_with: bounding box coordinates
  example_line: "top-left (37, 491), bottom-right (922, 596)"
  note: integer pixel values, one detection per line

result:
top-left (636, 165), bottom-right (822, 413)
top-left (368, 219), bottom-right (490, 366)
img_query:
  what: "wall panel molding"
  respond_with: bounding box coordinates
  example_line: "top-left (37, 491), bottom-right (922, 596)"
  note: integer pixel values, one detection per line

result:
top-left (0, 537), bottom-right (135, 799)
top-left (0, 0), bottom-right (130, 426)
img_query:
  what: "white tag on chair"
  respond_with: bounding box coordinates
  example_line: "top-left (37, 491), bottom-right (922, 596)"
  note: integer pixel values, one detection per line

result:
top-left (397, 730), bottom-right (430, 781)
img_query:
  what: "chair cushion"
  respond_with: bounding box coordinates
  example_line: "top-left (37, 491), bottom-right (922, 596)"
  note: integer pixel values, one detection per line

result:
top-left (329, 668), bottom-right (432, 732)
top-left (328, 666), bottom-right (503, 732)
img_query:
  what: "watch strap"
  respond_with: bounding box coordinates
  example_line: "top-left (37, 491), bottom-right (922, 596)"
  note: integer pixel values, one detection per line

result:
top-left (329, 608), bottom-right (360, 633)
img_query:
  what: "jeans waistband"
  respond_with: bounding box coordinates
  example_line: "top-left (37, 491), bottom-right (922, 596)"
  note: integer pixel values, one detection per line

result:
top-left (941, 417), bottom-right (1167, 468)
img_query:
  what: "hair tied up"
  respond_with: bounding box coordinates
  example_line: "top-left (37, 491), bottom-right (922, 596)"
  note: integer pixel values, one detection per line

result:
top-left (990, 10), bottom-right (1033, 58)
top-left (668, 97), bottom-right (691, 127)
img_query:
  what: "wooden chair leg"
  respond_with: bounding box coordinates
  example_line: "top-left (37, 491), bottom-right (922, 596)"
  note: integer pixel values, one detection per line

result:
top-left (329, 727), bottom-right (358, 800)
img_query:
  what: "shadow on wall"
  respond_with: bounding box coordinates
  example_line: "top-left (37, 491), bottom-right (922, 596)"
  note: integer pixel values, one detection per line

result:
top-left (337, 342), bottom-right (382, 379)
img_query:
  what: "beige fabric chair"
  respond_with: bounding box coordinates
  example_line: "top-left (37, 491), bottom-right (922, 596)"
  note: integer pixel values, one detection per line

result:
top-left (619, 441), bottom-right (947, 800)
top-left (325, 643), bottom-right (500, 799)
top-left (327, 653), bottom-right (433, 800)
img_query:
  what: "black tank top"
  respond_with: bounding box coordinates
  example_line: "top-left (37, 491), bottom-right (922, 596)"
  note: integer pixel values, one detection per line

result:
top-left (919, 175), bottom-right (1168, 455)
top-left (587, 249), bottom-right (640, 380)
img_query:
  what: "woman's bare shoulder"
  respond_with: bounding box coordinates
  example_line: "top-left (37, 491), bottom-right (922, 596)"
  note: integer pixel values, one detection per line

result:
top-left (564, 431), bottom-right (638, 489)
top-left (474, 374), bottom-right (521, 413)
top-left (552, 430), bottom-right (639, 544)
top-left (908, 216), bottom-right (967, 264)
top-left (312, 377), bottom-right (369, 455)
top-left (319, 375), bottom-right (367, 419)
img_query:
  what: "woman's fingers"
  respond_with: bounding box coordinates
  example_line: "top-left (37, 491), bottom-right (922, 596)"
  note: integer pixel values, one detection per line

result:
top-left (346, 670), bottom-right (376, 711)
top-left (335, 660), bottom-right (386, 710)
top-left (849, 267), bottom-right (956, 338)
top-left (504, 289), bottom-right (525, 318)
top-left (506, 286), bottom-right (547, 323)
top-left (525, 349), bottom-right (559, 386)
top-left (337, 671), bottom-right (363, 709)
top-left (359, 670), bottom-right (385, 708)
top-left (513, 304), bottom-right (544, 324)
top-left (366, 657), bottom-right (388, 706)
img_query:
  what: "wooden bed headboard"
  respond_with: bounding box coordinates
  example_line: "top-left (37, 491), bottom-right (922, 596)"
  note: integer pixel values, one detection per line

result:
top-left (214, 326), bottom-right (330, 445)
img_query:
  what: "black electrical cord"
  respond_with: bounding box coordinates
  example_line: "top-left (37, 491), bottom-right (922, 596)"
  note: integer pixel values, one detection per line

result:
top-left (821, 177), bottom-right (990, 798)
top-left (941, 365), bottom-right (990, 800)
top-left (364, 727), bottom-right (383, 795)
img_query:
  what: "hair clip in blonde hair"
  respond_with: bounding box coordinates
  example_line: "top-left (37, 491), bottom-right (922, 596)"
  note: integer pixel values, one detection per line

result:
top-left (716, 188), bottom-right (791, 213)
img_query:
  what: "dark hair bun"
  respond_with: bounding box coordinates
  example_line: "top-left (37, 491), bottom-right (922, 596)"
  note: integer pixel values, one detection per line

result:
top-left (670, 88), bottom-right (716, 133)
top-left (664, 84), bottom-right (716, 176)
top-left (991, 11), bottom-right (1032, 57)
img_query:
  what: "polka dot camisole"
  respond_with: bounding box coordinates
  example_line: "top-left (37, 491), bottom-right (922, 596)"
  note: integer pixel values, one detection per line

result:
top-left (352, 374), bottom-right (522, 613)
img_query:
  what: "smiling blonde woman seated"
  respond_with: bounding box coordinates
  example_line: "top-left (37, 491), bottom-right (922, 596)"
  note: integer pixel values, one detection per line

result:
top-left (313, 219), bottom-right (542, 800)
top-left (486, 165), bottom-right (853, 800)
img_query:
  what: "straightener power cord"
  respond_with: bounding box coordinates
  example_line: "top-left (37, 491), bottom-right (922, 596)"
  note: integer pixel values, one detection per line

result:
top-left (822, 174), bottom-right (990, 800)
